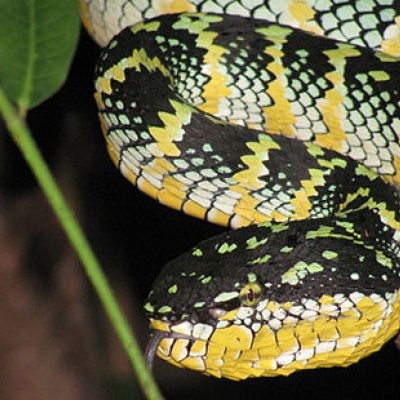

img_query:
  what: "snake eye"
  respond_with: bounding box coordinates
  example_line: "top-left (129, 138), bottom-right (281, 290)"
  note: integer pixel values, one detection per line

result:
top-left (239, 283), bottom-right (262, 306)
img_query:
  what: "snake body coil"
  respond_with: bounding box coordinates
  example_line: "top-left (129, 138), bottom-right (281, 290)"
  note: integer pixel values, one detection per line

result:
top-left (90, 1), bottom-right (400, 380)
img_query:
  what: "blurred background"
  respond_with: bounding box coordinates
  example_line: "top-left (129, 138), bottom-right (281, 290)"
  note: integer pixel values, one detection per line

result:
top-left (0, 25), bottom-right (399, 400)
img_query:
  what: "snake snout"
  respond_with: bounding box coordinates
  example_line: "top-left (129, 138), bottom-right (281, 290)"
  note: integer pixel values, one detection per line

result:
top-left (145, 329), bottom-right (193, 370)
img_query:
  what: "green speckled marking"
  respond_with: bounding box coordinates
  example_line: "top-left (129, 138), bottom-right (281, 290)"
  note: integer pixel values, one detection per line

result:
top-left (369, 70), bottom-right (390, 81)
top-left (305, 142), bottom-right (325, 157)
top-left (332, 158), bottom-right (347, 168)
top-left (270, 224), bottom-right (290, 233)
top-left (218, 242), bottom-right (238, 253)
top-left (158, 305), bottom-right (172, 313)
top-left (256, 24), bottom-right (292, 37)
top-left (336, 220), bottom-right (354, 229)
top-left (118, 114), bottom-right (130, 124)
top-left (355, 163), bottom-right (377, 180)
top-left (214, 291), bottom-right (239, 303)
top-left (322, 250), bottom-right (338, 259)
top-left (168, 284), bottom-right (178, 294)
top-left (192, 157), bottom-right (205, 166)
top-left (193, 248), bottom-right (203, 257)
top-left (278, 172), bottom-right (287, 179)
top-left (306, 225), bottom-right (334, 239)
top-left (376, 251), bottom-right (393, 269)
top-left (248, 254), bottom-right (271, 265)
top-left (201, 276), bottom-right (212, 284)
top-left (282, 261), bottom-right (324, 285)
top-left (246, 236), bottom-right (268, 249)
top-left (280, 246), bottom-right (294, 253)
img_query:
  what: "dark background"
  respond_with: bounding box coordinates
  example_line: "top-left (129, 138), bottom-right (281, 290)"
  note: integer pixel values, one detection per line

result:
top-left (0, 26), bottom-right (398, 400)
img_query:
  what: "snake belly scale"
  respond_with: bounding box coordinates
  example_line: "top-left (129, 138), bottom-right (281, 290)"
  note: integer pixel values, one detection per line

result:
top-left (89, 1), bottom-right (400, 380)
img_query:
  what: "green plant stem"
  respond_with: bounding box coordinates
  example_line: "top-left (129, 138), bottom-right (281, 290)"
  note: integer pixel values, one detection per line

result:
top-left (0, 86), bottom-right (164, 400)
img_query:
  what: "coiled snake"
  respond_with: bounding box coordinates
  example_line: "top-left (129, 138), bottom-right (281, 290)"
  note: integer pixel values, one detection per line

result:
top-left (82, 0), bottom-right (400, 380)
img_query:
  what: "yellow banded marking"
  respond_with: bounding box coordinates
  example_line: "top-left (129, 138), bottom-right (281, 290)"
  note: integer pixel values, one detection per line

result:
top-left (148, 96), bottom-right (193, 160)
top-left (197, 31), bottom-right (231, 115)
top-left (157, 175), bottom-right (191, 211)
top-left (96, 48), bottom-right (170, 98)
top-left (98, 112), bottom-right (109, 137)
top-left (288, 0), bottom-right (324, 36)
top-left (230, 214), bottom-right (253, 228)
top-left (207, 208), bottom-right (231, 226)
top-left (182, 199), bottom-right (207, 220)
top-left (105, 136), bottom-right (121, 168)
top-left (136, 157), bottom-right (181, 203)
top-left (137, 176), bottom-right (159, 200)
top-left (228, 135), bottom-right (282, 224)
top-left (159, 0), bottom-right (196, 15)
top-left (290, 168), bottom-right (326, 219)
top-left (151, 141), bottom-right (180, 157)
top-left (315, 46), bottom-right (361, 152)
top-left (378, 207), bottom-right (400, 233)
top-left (94, 92), bottom-right (105, 110)
top-left (111, 64), bottom-right (126, 82)
top-left (96, 77), bottom-right (112, 95)
top-left (387, 154), bottom-right (400, 186)
top-left (153, 157), bottom-right (176, 174)
top-left (258, 29), bottom-right (296, 136)
top-left (229, 187), bottom-right (260, 224)
top-left (233, 155), bottom-right (268, 189)
top-left (162, 176), bottom-right (188, 198)
top-left (148, 110), bottom-right (186, 156)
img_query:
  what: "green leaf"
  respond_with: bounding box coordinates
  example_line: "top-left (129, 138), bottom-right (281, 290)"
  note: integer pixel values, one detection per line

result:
top-left (0, 0), bottom-right (80, 111)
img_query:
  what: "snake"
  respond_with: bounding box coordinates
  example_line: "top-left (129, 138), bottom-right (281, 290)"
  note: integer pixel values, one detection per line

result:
top-left (82, 0), bottom-right (400, 380)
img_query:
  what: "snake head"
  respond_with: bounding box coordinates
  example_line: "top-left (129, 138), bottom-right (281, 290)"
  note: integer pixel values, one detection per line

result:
top-left (144, 217), bottom-right (400, 379)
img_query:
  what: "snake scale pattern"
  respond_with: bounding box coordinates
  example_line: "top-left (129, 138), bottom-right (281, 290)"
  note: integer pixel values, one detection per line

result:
top-left (82, 0), bottom-right (400, 380)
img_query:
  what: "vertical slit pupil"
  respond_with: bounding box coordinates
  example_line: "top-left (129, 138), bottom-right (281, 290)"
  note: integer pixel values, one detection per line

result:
top-left (248, 288), bottom-right (254, 302)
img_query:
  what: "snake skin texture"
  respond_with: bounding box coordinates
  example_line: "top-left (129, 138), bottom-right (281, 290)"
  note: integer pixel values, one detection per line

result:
top-left (87, 1), bottom-right (400, 380)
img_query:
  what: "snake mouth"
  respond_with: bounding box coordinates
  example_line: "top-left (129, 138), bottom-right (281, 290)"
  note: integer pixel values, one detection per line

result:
top-left (145, 329), bottom-right (193, 370)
